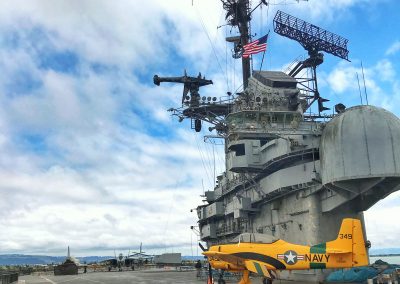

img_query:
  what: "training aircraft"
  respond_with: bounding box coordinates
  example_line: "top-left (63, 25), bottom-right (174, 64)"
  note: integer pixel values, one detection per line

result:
top-left (101, 244), bottom-right (154, 271)
top-left (125, 243), bottom-right (154, 268)
top-left (202, 218), bottom-right (369, 284)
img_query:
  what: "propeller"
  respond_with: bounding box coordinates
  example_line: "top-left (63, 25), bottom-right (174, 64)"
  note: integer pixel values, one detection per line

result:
top-left (199, 243), bottom-right (207, 253)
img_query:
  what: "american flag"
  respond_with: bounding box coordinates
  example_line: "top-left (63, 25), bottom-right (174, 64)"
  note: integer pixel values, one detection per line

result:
top-left (242, 33), bottom-right (269, 58)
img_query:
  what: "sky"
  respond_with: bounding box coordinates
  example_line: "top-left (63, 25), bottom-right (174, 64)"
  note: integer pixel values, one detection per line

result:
top-left (0, 0), bottom-right (399, 257)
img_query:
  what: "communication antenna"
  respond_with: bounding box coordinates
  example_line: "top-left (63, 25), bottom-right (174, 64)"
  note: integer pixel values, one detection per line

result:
top-left (361, 61), bottom-right (369, 105)
top-left (356, 72), bottom-right (363, 105)
top-left (274, 10), bottom-right (349, 115)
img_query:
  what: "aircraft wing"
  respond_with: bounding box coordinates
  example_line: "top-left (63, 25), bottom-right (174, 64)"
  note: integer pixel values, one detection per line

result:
top-left (127, 253), bottom-right (154, 259)
top-left (204, 251), bottom-right (274, 278)
top-left (203, 251), bottom-right (244, 266)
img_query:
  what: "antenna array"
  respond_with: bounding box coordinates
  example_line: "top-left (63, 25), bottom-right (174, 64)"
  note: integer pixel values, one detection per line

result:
top-left (274, 10), bottom-right (349, 60)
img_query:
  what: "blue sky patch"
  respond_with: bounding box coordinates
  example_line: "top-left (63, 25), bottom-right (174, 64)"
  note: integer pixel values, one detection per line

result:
top-left (38, 50), bottom-right (80, 75)
top-left (90, 62), bottom-right (117, 75)
top-left (5, 70), bottom-right (42, 97)
top-left (16, 134), bottom-right (48, 154)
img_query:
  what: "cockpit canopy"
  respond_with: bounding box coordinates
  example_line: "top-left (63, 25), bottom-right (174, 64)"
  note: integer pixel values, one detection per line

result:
top-left (232, 233), bottom-right (278, 244)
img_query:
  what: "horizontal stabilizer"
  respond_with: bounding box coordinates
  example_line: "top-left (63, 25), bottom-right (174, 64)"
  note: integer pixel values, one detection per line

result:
top-left (325, 248), bottom-right (351, 254)
top-left (244, 260), bottom-right (272, 278)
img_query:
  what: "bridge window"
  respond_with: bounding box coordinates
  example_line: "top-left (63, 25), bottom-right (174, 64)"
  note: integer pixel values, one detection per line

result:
top-left (229, 143), bottom-right (245, 156)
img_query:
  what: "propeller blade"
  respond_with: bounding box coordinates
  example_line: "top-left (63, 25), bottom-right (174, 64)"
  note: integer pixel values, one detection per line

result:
top-left (199, 242), bottom-right (207, 252)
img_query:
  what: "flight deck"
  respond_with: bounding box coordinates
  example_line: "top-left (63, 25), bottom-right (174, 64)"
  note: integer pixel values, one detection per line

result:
top-left (19, 270), bottom-right (200, 284)
top-left (17, 270), bottom-right (271, 284)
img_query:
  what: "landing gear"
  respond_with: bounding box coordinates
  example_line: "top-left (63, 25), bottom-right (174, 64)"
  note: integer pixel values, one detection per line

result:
top-left (262, 278), bottom-right (273, 284)
top-left (239, 270), bottom-right (251, 284)
top-left (217, 271), bottom-right (226, 284)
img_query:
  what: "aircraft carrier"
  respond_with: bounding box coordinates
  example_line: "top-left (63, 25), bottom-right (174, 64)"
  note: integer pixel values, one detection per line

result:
top-left (154, 0), bottom-right (400, 282)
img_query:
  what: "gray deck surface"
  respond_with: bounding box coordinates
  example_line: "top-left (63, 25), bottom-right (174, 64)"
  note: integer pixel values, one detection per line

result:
top-left (19, 270), bottom-right (201, 284)
top-left (17, 270), bottom-right (274, 284)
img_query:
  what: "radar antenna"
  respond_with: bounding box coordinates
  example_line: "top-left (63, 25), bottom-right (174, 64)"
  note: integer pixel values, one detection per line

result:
top-left (273, 10), bottom-right (349, 115)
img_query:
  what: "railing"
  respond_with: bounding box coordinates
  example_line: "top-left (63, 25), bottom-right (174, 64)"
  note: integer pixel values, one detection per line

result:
top-left (0, 272), bottom-right (18, 284)
top-left (216, 223), bottom-right (243, 236)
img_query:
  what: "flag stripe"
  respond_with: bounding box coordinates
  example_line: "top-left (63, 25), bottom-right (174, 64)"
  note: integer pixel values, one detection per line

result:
top-left (243, 40), bottom-right (259, 49)
top-left (243, 44), bottom-right (267, 57)
top-left (243, 44), bottom-right (267, 53)
top-left (242, 33), bottom-right (269, 58)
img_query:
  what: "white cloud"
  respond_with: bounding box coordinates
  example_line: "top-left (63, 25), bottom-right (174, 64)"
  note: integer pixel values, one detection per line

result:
top-left (365, 191), bottom-right (400, 248)
top-left (0, 0), bottom-right (226, 256)
top-left (327, 63), bottom-right (359, 94)
top-left (386, 40), bottom-right (400, 56)
top-left (0, 122), bottom-right (214, 255)
top-left (325, 59), bottom-right (400, 113)
top-left (375, 59), bottom-right (396, 82)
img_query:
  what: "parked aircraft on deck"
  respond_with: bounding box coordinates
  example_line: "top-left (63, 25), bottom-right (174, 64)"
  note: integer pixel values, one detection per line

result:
top-left (203, 219), bottom-right (369, 284)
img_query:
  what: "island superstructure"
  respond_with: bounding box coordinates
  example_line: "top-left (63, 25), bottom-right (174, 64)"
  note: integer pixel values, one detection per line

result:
top-left (154, 1), bottom-right (400, 281)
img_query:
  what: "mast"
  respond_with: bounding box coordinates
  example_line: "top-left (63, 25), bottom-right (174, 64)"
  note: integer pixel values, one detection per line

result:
top-left (222, 0), bottom-right (252, 89)
top-left (238, 0), bottom-right (251, 89)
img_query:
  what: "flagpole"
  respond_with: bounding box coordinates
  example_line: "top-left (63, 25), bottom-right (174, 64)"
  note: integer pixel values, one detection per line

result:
top-left (259, 50), bottom-right (266, 72)
top-left (239, 0), bottom-right (251, 89)
top-left (259, 31), bottom-right (269, 71)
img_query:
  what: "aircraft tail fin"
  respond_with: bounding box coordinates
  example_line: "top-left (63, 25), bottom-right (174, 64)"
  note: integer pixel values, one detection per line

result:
top-left (327, 218), bottom-right (369, 267)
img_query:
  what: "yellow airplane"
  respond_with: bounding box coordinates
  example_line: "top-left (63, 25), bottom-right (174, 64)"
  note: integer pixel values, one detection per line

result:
top-left (203, 218), bottom-right (369, 284)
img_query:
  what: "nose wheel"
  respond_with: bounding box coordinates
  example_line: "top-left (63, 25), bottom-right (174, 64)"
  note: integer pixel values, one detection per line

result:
top-left (262, 278), bottom-right (273, 284)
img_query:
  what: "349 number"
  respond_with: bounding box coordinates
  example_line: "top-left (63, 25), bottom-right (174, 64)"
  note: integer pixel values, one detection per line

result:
top-left (339, 234), bottom-right (352, 239)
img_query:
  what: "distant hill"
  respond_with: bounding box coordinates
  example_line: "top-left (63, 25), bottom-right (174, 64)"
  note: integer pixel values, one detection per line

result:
top-left (181, 255), bottom-right (204, 261)
top-left (0, 254), bottom-right (204, 266)
top-left (370, 248), bottom-right (400, 256)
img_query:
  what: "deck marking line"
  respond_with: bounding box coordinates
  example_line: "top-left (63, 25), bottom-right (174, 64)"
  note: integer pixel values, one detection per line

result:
top-left (77, 277), bottom-right (106, 284)
top-left (58, 277), bottom-right (81, 283)
top-left (40, 276), bottom-right (57, 284)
